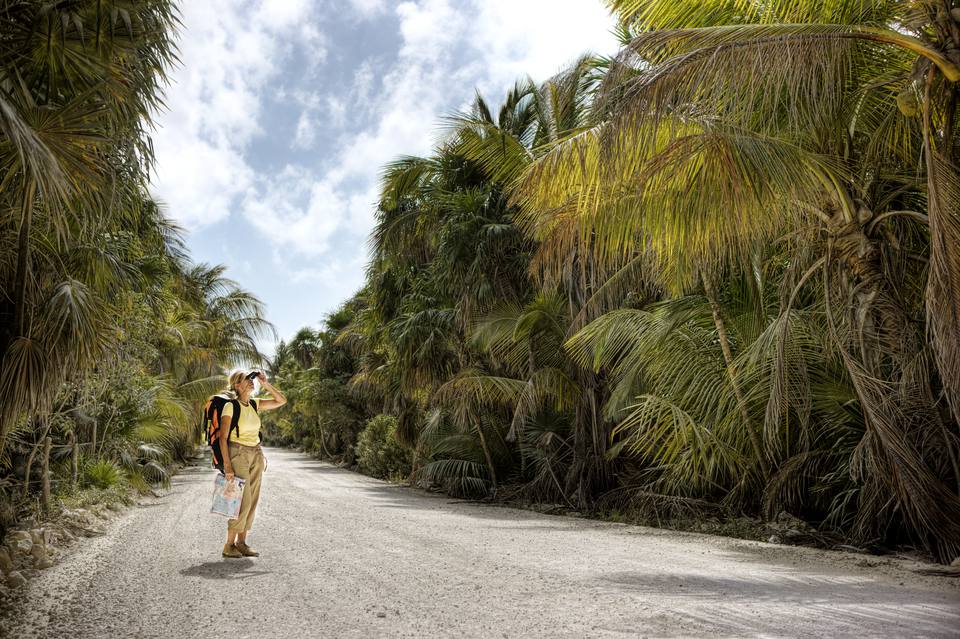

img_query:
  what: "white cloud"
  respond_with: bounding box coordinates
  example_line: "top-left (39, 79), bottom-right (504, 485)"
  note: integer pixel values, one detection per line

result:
top-left (293, 111), bottom-right (317, 148)
top-left (326, 96), bottom-right (347, 128)
top-left (256, 0), bottom-right (313, 29)
top-left (150, 0), bottom-right (321, 228)
top-left (255, 0), bottom-right (617, 258)
top-left (152, 137), bottom-right (253, 224)
top-left (155, 0), bottom-right (615, 238)
top-left (287, 250), bottom-right (367, 286)
top-left (243, 166), bottom-right (343, 256)
top-left (347, 0), bottom-right (388, 18)
top-left (396, 0), bottom-right (464, 60)
top-left (151, 0), bottom-right (618, 346)
top-left (352, 60), bottom-right (376, 103)
top-left (471, 1), bottom-right (616, 86)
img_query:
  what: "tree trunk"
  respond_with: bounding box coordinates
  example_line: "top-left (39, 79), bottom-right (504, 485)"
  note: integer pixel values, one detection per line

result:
top-left (821, 236), bottom-right (960, 564)
top-left (316, 416), bottom-right (333, 459)
top-left (702, 274), bottom-right (770, 478)
top-left (556, 246), bottom-right (615, 508)
top-left (476, 420), bottom-right (497, 490)
top-left (922, 67), bottom-right (960, 426)
top-left (22, 416), bottom-right (51, 496)
top-left (562, 368), bottom-right (611, 509)
top-left (71, 430), bottom-right (79, 488)
top-left (41, 436), bottom-right (52, 510)
top-left (408, 446), bottom-right (420, 485)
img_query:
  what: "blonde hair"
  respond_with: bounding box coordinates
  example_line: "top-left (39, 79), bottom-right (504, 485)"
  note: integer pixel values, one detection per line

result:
top-left (223, 370), bottom-right (248, 399)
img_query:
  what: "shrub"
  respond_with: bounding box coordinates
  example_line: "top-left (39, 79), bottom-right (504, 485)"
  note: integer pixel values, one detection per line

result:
top-left (83, 460), bottom-right (123, 490)
top-left (300, 435), bottom-right (315, 454)
top-left (355, 415), bottom-right (411, 480)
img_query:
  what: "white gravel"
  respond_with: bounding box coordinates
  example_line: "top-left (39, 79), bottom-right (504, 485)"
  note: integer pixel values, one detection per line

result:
top-left (4, 447), bottom-right (959, 638)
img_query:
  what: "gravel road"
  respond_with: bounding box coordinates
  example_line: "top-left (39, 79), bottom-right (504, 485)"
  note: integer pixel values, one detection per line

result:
top-left (6, 447), bottom-right (960, 638)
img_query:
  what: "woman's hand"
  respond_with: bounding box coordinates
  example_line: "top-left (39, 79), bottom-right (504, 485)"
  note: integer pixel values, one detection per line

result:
top-left (254, 372), bottom-right (287, 411)
top-left (225, 470), bottom-right (236, 482)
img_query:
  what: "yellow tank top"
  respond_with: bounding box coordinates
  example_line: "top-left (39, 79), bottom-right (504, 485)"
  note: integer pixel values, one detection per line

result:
top-left (221, 400), bottom-right (261, 446)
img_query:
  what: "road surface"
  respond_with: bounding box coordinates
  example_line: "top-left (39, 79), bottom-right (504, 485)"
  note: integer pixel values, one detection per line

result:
top-left (8, 448), bottom-right (960, 638)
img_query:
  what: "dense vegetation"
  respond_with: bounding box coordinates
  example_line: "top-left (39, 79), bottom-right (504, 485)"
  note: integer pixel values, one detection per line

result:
top-left (0, 2), bottom-right (269, 534)
top-left (2, 0), bottom-right (958, 566)
top-left (266, 0), bottom-right (960, 563)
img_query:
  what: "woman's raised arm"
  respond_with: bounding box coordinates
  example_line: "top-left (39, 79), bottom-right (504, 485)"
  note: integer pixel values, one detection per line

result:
top-left (254, 372), bottom-right (286, 411)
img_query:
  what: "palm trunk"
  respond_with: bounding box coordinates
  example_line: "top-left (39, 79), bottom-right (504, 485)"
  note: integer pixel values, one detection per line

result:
top-left (41, 436), bottom-right (52, 510)
top-left (562, 250), bottom-right (614, 508)
top-left (821, 219), bottom-right (960, 563)
top-left (703, 274), bottom-right (770, 478)
top-left (564, 262), bottom-right (589, 505)
top-left (923, 67), bottom-right (960, 425)
top-left (22, 416), bottom-right (52, 496)
top-left (568, 367), bottom-right (612, 510)
top-left (476, 420), bottom-right (497, 490)
top-left (316, 416), bottom-right (333, 459)
top-left (70, 430), bottom-right (79, 488)
top-left (565, 387), bottom-right (589, 504)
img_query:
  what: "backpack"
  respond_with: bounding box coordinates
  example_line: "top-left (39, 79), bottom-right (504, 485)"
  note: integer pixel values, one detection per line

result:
top-left (203, 394), bottom-right (259, 472)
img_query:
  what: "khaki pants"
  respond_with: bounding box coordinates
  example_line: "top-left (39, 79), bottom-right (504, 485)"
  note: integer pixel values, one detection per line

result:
top-left (227, 443), bottom-right (264, 532)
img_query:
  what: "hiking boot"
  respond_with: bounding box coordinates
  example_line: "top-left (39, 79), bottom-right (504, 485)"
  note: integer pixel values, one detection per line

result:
top-left (222, 543), bottom-right (243, 559)
top-left (235, 542), bottom-right (259, 557)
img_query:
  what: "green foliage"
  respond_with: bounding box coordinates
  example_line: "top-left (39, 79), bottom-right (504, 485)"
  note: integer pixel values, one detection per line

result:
top-left (0, 2), bottom-right (271, 534)
top-left (355, 415), bottom-right (412, 480)
top-left (259, 298), bottom-right (371, 464)
top-left (268, 0), bottom-right (960, 564)
top-left (0, 0), bottom-right (182, 456)
top-left (57, 482), bottom-right (137, 513)
top-left (83, 460), bottom-right (124, 490)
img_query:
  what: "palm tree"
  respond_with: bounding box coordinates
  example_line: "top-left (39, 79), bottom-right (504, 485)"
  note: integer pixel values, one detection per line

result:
top-left (287, 328), bottom-right (321, 369)
top-left (448, 57), bottom-right (631, 506)
top-left (512, 0), bottom-right (960, 561)
top-left (434, 291), bottom-right (581, 498)
top-left (0, 0), bottom-right (179, 456)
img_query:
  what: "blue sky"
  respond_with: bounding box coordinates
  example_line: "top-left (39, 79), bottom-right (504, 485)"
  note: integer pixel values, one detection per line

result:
top-left (149, 0), bottom-right (620, 355)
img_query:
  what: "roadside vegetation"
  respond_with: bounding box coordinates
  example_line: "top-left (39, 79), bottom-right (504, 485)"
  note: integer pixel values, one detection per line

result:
top-left (264, 0), bottom-right (960, 564)
top-left (0, 1), bottom-right (269, 548)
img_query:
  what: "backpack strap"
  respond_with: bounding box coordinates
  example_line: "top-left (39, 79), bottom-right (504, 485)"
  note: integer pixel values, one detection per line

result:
top-left (228, 399), bottom-right (242, 441)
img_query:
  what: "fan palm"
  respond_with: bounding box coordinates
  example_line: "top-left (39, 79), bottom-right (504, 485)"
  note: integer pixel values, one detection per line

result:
top-left (0, 0), bottom-right (179, 455)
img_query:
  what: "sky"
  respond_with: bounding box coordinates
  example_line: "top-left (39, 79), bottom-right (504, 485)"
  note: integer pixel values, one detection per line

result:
top-left (149, 0), bottom-right (621, 355)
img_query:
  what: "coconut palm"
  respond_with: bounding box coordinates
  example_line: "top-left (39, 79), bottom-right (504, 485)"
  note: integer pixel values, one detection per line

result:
top-left (448, 57), bottom-right (632, 505)
top-left (510, 0), bottom-right (960, 561)
top-left (433, 291), bottom-right (581, 498)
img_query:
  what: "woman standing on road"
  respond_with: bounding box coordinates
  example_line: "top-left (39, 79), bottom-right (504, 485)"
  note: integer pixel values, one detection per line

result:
top-left (218, 370), bottom-right (286, 558)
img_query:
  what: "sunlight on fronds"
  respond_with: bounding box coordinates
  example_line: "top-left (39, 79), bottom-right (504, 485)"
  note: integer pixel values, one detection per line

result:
top-left (614, 394), bottom-right (745, 493)
top-left (516, 119), bottom-right (837, 290)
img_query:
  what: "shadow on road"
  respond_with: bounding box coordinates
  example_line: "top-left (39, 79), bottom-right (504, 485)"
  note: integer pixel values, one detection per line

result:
top-left (180, 559), bottom-right (271, 581)
top-left (599, 570), bottom-right (959, 637)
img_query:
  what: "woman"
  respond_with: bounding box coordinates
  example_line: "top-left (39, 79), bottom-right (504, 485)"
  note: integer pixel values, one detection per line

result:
top-left (218, 370), bottom-right (286, 558)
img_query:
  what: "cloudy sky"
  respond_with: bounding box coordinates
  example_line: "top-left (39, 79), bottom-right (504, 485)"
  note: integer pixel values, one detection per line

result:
top-left (150, 0), bottom-right (620, 354)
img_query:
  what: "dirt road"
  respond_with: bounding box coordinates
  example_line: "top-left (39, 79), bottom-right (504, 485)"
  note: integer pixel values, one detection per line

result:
top-left (7, 448), bottom-right (959, 638)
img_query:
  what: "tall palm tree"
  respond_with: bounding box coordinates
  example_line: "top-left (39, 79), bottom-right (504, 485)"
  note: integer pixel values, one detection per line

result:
top-left (513, 0), bottom-right (960, 561)
top-left (0, 0), bottom-right (179, 455)
top-left (435, 291), bottom-right (581, 498)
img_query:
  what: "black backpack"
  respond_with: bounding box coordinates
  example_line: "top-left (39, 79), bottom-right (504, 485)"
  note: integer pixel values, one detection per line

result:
top-left (203, 394), bottom-right (259, 472)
